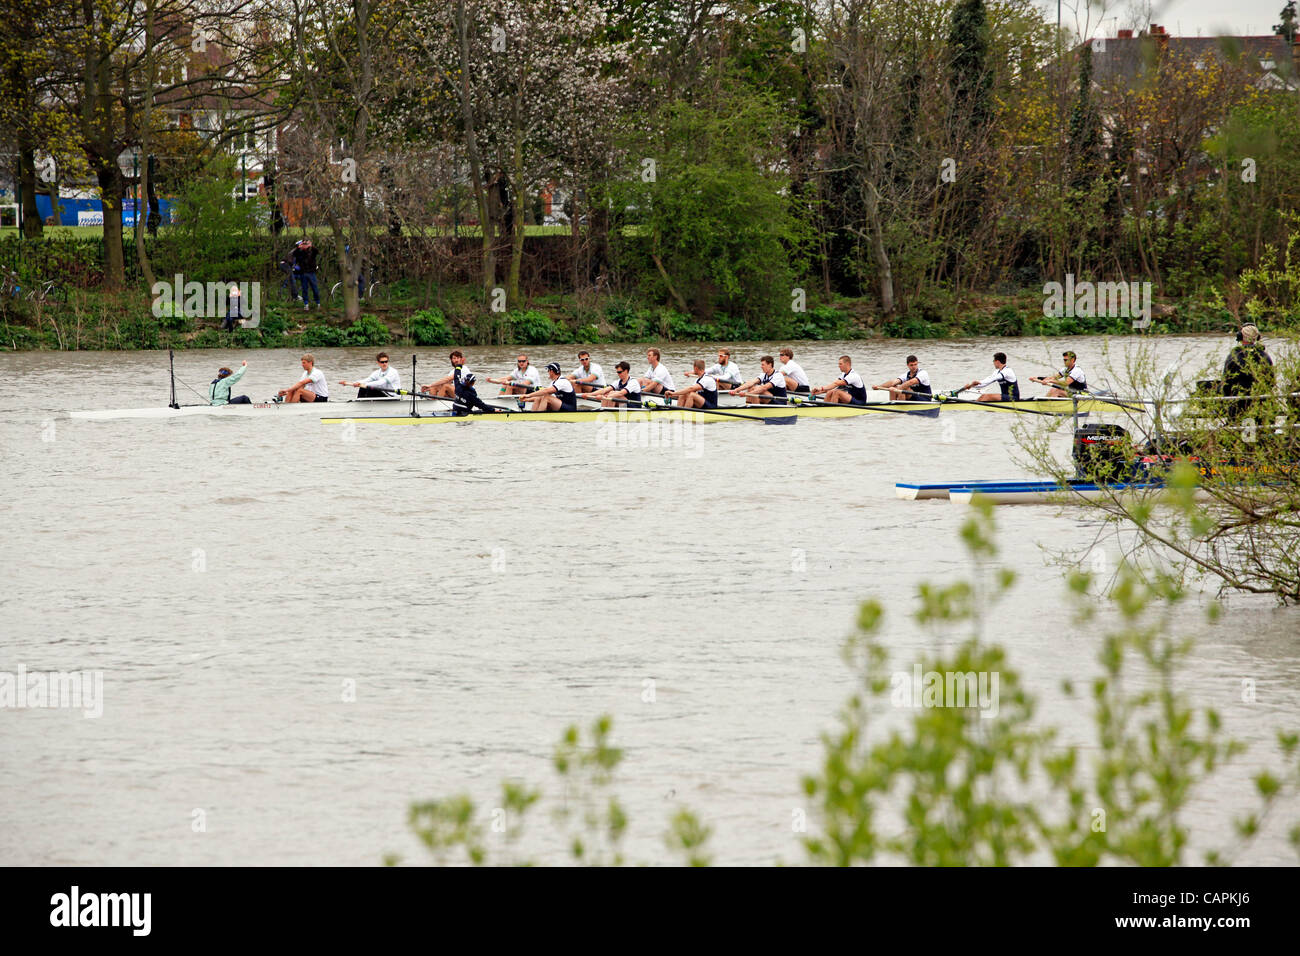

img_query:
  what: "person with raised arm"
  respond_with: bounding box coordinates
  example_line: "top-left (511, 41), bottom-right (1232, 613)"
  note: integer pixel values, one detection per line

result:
top-left (210, 361), bottom-right (250, 405)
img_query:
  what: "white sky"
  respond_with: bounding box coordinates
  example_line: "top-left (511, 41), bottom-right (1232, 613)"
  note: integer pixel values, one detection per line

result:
top-left (1042, 0), bottom-right (1296, 40)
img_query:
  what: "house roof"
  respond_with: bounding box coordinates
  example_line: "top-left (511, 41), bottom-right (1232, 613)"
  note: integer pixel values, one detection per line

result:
top-left (1086, 33), bottom-right (1300, 92)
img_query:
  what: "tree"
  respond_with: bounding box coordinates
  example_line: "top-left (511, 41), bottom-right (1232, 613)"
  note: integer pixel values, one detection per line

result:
top-left (0, 0), bottom-right (87, 238)
top-left (21, 0), bottom-right (283, 289)
top-left (607, 81), bottom-right (808, 324)
top-left (946, 0), bottom-right (994, 241)
top-left (1276, 1), bottom-right (1298, 44)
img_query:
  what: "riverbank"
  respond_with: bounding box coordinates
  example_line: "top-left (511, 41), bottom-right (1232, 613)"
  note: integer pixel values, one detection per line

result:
top-left (0, 282), bottom-right (1263, 352)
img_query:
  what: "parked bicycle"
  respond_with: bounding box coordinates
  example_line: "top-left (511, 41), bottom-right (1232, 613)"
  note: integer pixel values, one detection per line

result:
top-left (27, 279), bottom-right (60, 304)
top-left (331, 274), bottom-right (381, 301)
top-left (2, 269), bottom-right (23, 299)
top-left (277, 260), bottom-right (298, 301)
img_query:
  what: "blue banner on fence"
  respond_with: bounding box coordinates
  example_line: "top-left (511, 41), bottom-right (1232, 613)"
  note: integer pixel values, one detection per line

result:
top-left (34, 195), bottom-right (172, 227)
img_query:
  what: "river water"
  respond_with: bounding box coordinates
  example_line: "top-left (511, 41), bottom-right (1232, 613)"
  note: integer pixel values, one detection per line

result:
top-left (1, 334), bottom-right (1297, 866)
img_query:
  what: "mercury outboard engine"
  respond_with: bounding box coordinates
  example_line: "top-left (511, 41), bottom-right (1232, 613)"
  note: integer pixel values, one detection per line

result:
top-left (1073, 424), bottom-right (1134, 481)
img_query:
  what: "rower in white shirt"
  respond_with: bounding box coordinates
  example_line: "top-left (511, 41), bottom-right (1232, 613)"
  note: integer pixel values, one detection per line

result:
top-left (957, 352), bottom-right (1020, 402)
top-left (669, 359), bottom-right (720, 409)
top-left (1030, 350), bottom-right (1089, 397)
top-left (277, 353), bottom-right (329, 403)
top-left (813, 355), bottom-right (867, 405)
top-left (876, 355), bottom-right (933, 401)
top-left (421, 349), bottom-right (469, 398)
top-left (729, 355), bottom-right (788, 405)
top-left (340, 351), bottom-right (400, 397)
top-left (778, 347), bottom-right (811, 396)
top-left (700, 348), bottom-right (742, 390)
top-left (584, 361), bottom-right (643, 407)
top-left (638, 348), bottom-right (674, 397)
top-left (568, 350), bottom-right (606, 393)
top-left (488, 354), bottom-right (543, 395)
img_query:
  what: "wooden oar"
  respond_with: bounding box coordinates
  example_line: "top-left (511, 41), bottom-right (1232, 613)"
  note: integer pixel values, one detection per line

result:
top-left (935, 388), bottom-right (1144, 416)
top-left (396, 389), bottom-right (454, 401)
top-left (791, 393), bottom-right (941, 418)
top-left (600, 395), bottom-right (796, 425)
top-left (931, 391), bottom-right (1072, 417)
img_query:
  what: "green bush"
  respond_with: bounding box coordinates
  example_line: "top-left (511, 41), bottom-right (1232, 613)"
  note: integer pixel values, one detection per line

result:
top-left (510, 309), bottom-right (561, 345)
top-left (190, 328), bottom-right (223, 348)
top-left (605, 300), bottom-right (647, 340)
top-left (0, 322), bottom-right (55, 350)
top-left (409, 308), bottom-right (452, 346)
top-left (116, 315), bottom-right (160, 349)
top-left (158, 308), bottom-right (193, 333)
top-left (345, 314), bottom-right (391, 346)
top-left (666, 310), bottom-right (717, 340)
top-left (991, 304), bottom-right (1023, 336)
top-left (793, 305), bottom-right (849, 340)
top-left (709, 313), bottom-right (752, 341)
top-left (303, 322), bottom-right (347, 348)
top-left (882, 316), bottom-right (948, 339)
top-left (255, 312), bottom-right (289, 344)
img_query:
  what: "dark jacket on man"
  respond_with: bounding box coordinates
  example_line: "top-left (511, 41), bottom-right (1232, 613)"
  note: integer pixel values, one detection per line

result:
top-left (1223, 343), bottom-right (1274, 397)
top-left (291, 244), bottom-right (318, 275)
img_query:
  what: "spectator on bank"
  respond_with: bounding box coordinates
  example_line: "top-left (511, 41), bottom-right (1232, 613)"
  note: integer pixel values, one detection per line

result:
top-left (292, 238), bottom-right (320, 310)
top-left (222, 284), bottom-right (243, 331)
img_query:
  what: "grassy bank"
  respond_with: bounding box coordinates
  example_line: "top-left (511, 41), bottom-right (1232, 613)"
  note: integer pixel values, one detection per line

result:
top-left (0, 280), bottom-right (1261, 352)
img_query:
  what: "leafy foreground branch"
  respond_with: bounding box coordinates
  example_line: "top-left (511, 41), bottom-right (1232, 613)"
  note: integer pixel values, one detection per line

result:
top-left (389, 502), bottom-right (1300, 866)
top-left (1018, 337), bottom-right (1300, 602)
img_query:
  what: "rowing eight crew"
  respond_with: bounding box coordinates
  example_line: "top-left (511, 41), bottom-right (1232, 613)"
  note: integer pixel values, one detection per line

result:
top-left (210, 348), bottom-right (1090, 409)
top-left (409, 348), bottom-right (1095, 409)
top-left (413, 348), bottom-right (915, 409)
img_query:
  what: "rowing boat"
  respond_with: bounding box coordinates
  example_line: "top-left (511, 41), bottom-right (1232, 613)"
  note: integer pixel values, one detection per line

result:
top-left (322, 400), bottom-right (944, 425)
top-left (896, 478), bottom-right (1211, 505)
top-left (67, 396), bottom-right (409, 420)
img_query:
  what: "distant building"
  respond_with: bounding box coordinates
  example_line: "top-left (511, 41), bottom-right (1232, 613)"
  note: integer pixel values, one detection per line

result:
top-left (1087, 25), bottom-right (1300, 94)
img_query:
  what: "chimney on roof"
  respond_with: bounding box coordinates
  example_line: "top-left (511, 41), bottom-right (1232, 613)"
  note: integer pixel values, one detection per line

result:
top-left (1118, 29), bottom-right (1133, 39)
